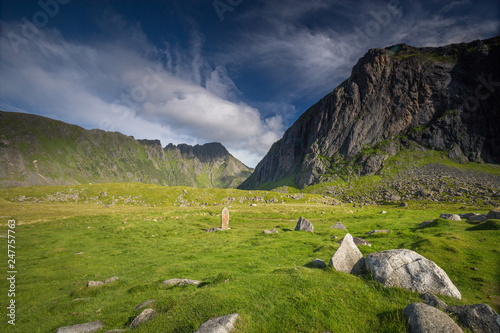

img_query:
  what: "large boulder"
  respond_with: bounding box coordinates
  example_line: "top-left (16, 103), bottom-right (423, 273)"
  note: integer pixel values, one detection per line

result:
top-left (404, 303), bottom-right (463, 333)
top-left (194, 313), bottom-right (239, 333)
top-left (447, 304), bottom-right (500, 333)
top-left (329, 233), bottom-right (364, 275)
top-left (365, 249), bottom-right (461, 299)
top-left (486, 208), bottom-right (500, 220)
top-left (295, 217), bottom-right (314, 232)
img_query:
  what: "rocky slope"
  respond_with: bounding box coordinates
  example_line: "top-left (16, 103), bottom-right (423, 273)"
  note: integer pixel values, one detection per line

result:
top-left (0, 111), bottom-right (252, 188)
top-left (240, 36), bottom-right (500, 190)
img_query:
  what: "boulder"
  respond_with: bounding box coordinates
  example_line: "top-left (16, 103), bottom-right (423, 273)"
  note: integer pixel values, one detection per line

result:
top-left (486, 208), bottom-right (500, 219)
top-left (329, 233), bottom-right (364, 275)
top-left (130, 308), bottom-right (156, 328)
top-left (365, 229), bottom-right (390, 235)
top-left (330, 222), bottom-right (347, 231)
top-left (163, 278), bottom-right (201, 287)
top-left (306, 258), bottom-right (326, 269)
top-left (404, 303), bottom-right (463, 333)
top-left (447, 304), bottom-right (500, 333)
top-left (467, 215), bottom-right (488, 223)
top-left (194, 313), bottom-right (239, 333)
top-left (365, 249), bottom-right (461, 299)
top-left (439, 213), bottom-right (461, 221)
top-left (295, 217), bottom-right (314, 232)
top-left (420, 292), bottom-right (448, 311)
top-left (337, 237), bottom-right (371, 247)
top-left (56, 321), bottom-right (105, 333)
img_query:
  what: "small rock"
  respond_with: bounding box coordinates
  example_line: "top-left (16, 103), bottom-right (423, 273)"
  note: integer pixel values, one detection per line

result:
top-left (330, 222), bottom-right (347, 231)
top-left (420, 292), bottom-right (448, 311)
top-left (75, 252), bottom-right (84, 255)
top-left (263, 229), bottom-right (279, 234)
top-left (467, 215), bottom-right (488, 223)
top-left (447, 303), bottom-right (500, 333)
top-left (130, 308), bottom-right (156, 328)
top-left (486, 207), bottom-right (500, 219)
top-left (329, 233), bottom-right (365, 275)
top-left (306, 258), bottom-right (326, 269)
top-left (439, 213), bottom-right (461, 221)
top-left (135, 300), bottom-right (155, 311)
top-left (295, 217), bottom-right (314, 232)
top-left (404, 303), bottom-right (463, 333)
top-left (419, 221), bottom-right (433, 228)
top-left (399, 202), bottom-right (408, 207)
top-left (380, 211), bottom-right (387, 214)
top-left (206, 227), bottom-right (222, 233)
top-left (194, 313), bottom-right (239, 333)
top-left (104, 276), bottom-right (119, 284)
top-left (337, 237), bottom-right (371, 247)
top-left (460, 213), bottom-right (480, 219)
top-left (100, 192), bottom-right (107, 197)
top-left (56, 321), bottom-right (105, 333)
top-left (365, 229), bottom-right (390, 235)
top-left (163, 278), bottom-right (201, 287)
top-left (87, 281), bottom-right (104, 287)
top-left (153, 219), bottom-right (158, 222)
top-left (250, 204), bottom-right (257, 207)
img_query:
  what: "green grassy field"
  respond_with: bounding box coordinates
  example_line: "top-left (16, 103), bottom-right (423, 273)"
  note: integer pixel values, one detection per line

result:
top-left (0, 183), bottom-right (499, 332)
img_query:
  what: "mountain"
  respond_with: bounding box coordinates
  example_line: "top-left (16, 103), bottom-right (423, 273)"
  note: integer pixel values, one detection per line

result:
top-left (0, 111), bottom-right (252, 188)
top-left (240, 36), bottom-right (500, 194)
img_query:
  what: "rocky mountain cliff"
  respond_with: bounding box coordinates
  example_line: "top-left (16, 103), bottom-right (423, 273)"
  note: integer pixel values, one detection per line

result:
top-left (0, 111), bottom-right (252, 188)
top-left (240, 36), bottom-right (500, 190)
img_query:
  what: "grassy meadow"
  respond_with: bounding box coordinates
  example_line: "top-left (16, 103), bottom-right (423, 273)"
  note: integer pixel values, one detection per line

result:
top-left (0, 183), bottom-right (499, 332)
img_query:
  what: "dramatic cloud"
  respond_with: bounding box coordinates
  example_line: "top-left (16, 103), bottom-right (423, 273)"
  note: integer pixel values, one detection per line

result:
top-left (0, 19), bottom-right (283, 167)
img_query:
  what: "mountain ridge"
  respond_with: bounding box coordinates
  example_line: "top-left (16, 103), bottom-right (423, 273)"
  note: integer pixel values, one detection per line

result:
top-left (240, 36), bottom-right (500, 191)
top-left (0, 111), bottom-right (252, 188)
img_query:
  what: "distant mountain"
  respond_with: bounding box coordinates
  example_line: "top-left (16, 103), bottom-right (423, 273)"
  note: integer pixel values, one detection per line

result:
top-left (0, 111), bottom-right (252, 188)
top-left (240, 36), bottom-right (500, 191)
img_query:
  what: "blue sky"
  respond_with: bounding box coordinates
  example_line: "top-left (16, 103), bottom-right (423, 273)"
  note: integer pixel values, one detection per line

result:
top-left (1, 0), bottom-right (499, 167)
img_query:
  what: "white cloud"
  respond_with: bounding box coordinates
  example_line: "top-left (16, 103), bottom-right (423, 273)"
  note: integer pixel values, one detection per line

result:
top-left (0, 19), bottom-right (283, 168)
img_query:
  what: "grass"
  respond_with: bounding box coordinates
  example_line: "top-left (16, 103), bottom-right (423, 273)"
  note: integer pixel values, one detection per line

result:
top-left (0, 183), bottom-right (498, 332)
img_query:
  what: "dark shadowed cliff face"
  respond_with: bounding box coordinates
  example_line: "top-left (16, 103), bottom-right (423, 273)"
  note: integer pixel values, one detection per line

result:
top-left (240, 37), bottom-right (500, 190)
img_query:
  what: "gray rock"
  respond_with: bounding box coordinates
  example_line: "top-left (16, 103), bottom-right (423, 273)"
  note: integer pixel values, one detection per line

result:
top-left (163, 278), bottom-right (201, 287)
top-left (420, 292), bottom-right (448, 311)
top-left (467, 215), bottom-right (488, 223)
top-left (306, 258), bottom-right (326, 269)
top-left (330, 222), bottom-right (347, 231)
top-left (329, 233), bottom-right (365, 275)
top-left (263, 229), bottom-right (278, 234)
top-left (380, 211), bottom-right (387, 214)
top-left (56, 321), bottom-right (105, 333)
top-left (486, 208), bottom-right (500, 220)
top-left (399, 202), bottom-right (408, 207)
top-left (194, 313), bottom-right (239, 333)
top-left (206, 227), bottom-right (222, 233)
top-left (460, 213), bottom-right (480, 219)
top-left (250, 204), bottom-right (257, 207)
top-left (130, 308), bottom-right (156, 328)
top-left (87, 276), bottom-right (118, 287)
top-left (295, 217), bottom-right (314, 232)
top-left (365, 249), bottom-right (461, 299)
top-left (104, 276), bottom-right (119, 284)
top-left (337, 237), bottom-right (371, 247)
top-left (419, 221), bottom-right (433, 228)
top-left (447, 304), bottom-right (500, 333)
top-left (439, 213), bottom-right (461, 221)
top-left (365, 229), bottom-right (390, 235)
top-left (404, 303), bottom-right (463, 333)
top-left (135, 300), bottom-right (155, 311)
